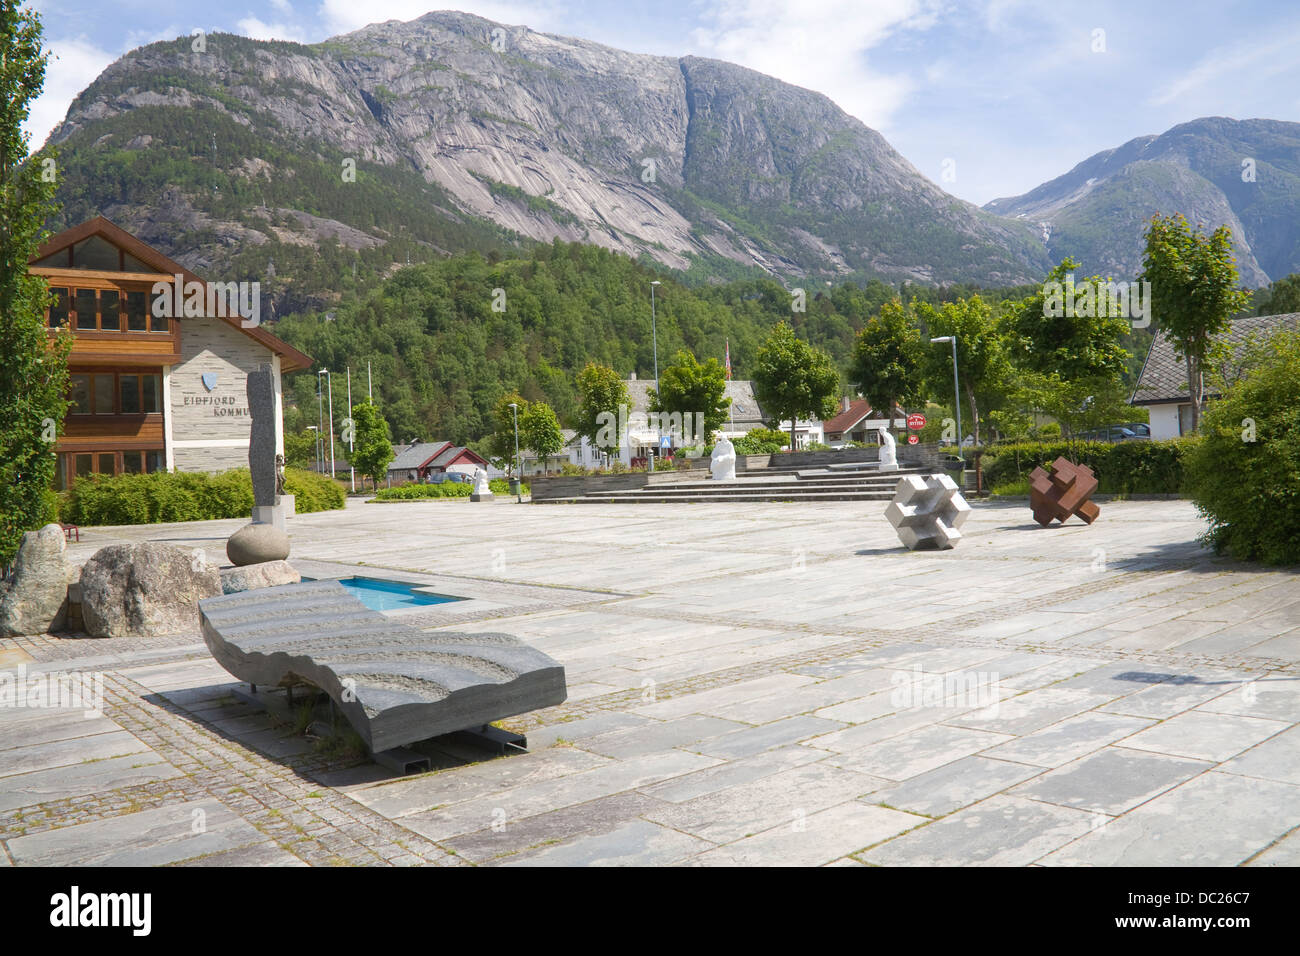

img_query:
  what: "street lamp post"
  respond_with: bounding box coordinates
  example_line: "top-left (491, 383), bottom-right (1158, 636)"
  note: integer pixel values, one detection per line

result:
top-left (508, 402), bottom-right (522, 502)
top-left (930, 336), bottom-right (963, 462)
top-left (319, 369), bottom-right (335, 479)
top-left (650, 280), bottom-right (661, 473)
top-left (316, 374), bottom-right (324, 473)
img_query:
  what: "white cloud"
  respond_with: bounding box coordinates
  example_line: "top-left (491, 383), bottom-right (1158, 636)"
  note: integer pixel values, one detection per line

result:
top-left (237, 17), bottom-right (309, 42)
top-left (688, 0), bottom-right (938, 131)
top-left (271, 0), bottom-right (295, 13)
top-left (316, 0), bottom-right (562, 37)
top-left (23, 36), bottom-right (116, 152)
top-left (1149, 27), bottom-right (1300, 107)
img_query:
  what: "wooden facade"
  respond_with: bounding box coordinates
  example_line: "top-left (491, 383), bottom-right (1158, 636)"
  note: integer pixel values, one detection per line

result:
top-left (33, 218), bottom-right (311, 487)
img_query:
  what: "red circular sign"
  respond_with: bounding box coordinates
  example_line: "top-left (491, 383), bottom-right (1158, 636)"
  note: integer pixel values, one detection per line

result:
top-left (907, 435), bottom-right (919, 445)
top-left (907, 413), bottom-right (927, 430)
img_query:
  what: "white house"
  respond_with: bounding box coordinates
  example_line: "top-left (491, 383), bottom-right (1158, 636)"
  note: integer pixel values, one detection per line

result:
top-left (1130, 313), bottom-right (1299, 439)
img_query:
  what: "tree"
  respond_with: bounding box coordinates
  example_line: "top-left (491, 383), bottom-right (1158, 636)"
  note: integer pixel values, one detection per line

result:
top-left (283, 429), bottom-right (317, 469)
top-left (1, 5), bottom-right (69, 568)
top-left (487, 391), bottom-right (527, 470)
top-left (1140, 214), bottom-right (1251, 433)
top-left (1250, 273), bottom-right (1300, 317)
top-left (751, 322), bottom-right (840, 451)
top-left (1002, 258), bottom-right (1131, 381)
top-left (1184, 327), bottom-right (1300, 564)
top-left (648, 349), bottom-right (730, 444)
top-left (915, 295), bottom-right (1010, 446)
top-left (349, 400), bottom-right (394, 489)
top-left (520, 400), bottom-right (564, 472)
top-left (574, 363), bottom-right (630, 462)
top-left (848, 299), bottom-right (925, 439)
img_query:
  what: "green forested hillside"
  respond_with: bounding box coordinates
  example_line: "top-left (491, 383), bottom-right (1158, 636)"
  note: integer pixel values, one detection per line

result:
top-left (273, 240), bottom-right (1037, 445)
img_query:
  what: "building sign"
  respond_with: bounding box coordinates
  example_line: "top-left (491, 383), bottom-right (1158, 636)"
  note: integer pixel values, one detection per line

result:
top-left (907, 413), bottom-right (927, 431)
top-left (183, 394), bottom-right (249, 417)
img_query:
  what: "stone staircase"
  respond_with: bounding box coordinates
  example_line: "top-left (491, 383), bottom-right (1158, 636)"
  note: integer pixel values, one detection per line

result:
top-left (536, 466), bottom-right (933, 504)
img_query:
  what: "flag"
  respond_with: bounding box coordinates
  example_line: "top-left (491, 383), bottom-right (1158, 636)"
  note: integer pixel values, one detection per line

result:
top-left (725, 339), bottom-right (731, 380)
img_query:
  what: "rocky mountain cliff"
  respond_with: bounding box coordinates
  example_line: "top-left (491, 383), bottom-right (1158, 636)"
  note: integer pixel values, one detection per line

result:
top-left (984, 118), bottom-right (1300, 288)
top-left (46, 11), bottom-right (1050, 307)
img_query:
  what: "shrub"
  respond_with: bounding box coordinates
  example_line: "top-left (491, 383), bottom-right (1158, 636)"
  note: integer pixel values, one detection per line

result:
top-left (980, 440), bottom-right (1192, 495)
top-left (372, 480), bottom-right (529, 501)
top-left (60, 467), bottom-right (343, 526)
top-left (1184, 329), bottom-right (1300, 564)
top-left (285, 468), bottom-right (346, 512)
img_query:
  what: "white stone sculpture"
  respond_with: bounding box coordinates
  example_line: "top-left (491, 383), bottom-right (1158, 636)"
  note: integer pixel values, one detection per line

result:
top-left (471, 467), bottom-right (493, 501)
top-left (884, 474), bottom-right (971, 550)
top-left (710, 434), bottom-right (737, 481)
top-left (877, 427), bottom-right (898, 472)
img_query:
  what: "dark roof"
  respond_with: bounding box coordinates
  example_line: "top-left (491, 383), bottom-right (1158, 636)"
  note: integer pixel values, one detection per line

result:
top-left (822, 398), bottom-right (873, 435)
top-left (388, 441), bottom-right (451, 471)
top-left (623, 378), bottom-right (767, 428)
top-left (1131, 313), bottom-right (1300, 405)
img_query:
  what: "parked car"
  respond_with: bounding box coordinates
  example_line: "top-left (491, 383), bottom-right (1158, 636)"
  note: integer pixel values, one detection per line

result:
top-left (1123, 422), bottom-right (1152, 437)
top-left (423, 471), bottom-right (474, 484)
top-left (1078, 425), bottom-right (1146, 442)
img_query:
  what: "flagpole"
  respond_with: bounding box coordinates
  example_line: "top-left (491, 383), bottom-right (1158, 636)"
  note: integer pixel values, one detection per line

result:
top-left (726, 339), bottom-right (734, 434)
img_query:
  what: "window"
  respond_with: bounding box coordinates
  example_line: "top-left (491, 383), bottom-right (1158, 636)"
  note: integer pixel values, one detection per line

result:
top-left (71, 236), bottom-right (121, 270)
top-left (98, 453), bottom-right (116, 476)
top-left (119, 373), bottom-right (161, 414)
top-left (75, 289), bottom-right (97, 329)
top-left (126, 290), bottom-right (150, 331)
top-left (100, 289), bottom-right (121, 331)
top-left (48, 287), bottom-right (69, 327)
top-left (74, 454), bottom-right (92, 478)
top-left (94, 375), bottom-right (114, 415)
top-left (147, 451), bottom-right (165, 473)
top-left (68, 375), bottom-right (91, 414)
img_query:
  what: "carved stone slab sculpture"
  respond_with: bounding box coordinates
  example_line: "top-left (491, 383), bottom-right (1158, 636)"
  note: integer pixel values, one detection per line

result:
top-left (885, 473), bottom-right (971, 550)
top-left (199, 580), bottom-right (568, 753)
top-left (877, 427), bottom-right (899, 472)
top-left (1029, 457), bottom-right (1101, 526)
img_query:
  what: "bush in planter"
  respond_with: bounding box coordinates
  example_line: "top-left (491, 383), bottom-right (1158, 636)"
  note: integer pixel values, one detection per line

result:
top-left (1184, 329), bottom-right (1300, 564)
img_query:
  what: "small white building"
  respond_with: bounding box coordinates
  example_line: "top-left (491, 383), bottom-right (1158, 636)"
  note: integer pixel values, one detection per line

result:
top-left (1130, 313), bottom-right (1299, 439)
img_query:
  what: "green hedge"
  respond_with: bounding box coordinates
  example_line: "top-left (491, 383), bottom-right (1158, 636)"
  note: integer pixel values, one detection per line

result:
top-left (980, 440), bottom-right (1193, 495)
top-left (371, 479), bottom-right (529, 501)
top-left (60, 467), bottom-right (344, 526)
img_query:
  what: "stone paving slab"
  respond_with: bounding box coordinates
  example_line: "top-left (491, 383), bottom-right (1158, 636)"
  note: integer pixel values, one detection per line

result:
top-left (1009, 747), bottom-right (1212, 815)
top-left (1039, 772), bottom-right (1300, 866)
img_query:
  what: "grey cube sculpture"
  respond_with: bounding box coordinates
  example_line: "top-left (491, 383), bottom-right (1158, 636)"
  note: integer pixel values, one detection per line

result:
top-left (884, 473), bottom-right (971, 551)
top-left (199, 580), bottom-right (567, 753)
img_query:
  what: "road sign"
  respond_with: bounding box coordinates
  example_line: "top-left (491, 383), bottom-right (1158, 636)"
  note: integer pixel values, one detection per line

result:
top-left (907, 435), bottom-right (919, 445)
top-left (907, 413), bottom-right (927, 431)
top-left (659, 435), bottom-right (673, 449)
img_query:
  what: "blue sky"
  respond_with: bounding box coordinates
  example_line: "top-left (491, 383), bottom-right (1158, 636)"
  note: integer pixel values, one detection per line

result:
top-left (23, 0), bottom-right (1300, 205)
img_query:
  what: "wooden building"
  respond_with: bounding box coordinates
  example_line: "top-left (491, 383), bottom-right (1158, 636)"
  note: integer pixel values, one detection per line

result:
top-left (31, 217), bottom-right (311, 487)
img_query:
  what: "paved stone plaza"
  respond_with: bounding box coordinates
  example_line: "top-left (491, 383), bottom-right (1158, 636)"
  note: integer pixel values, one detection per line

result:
top-left (1, 496), bottom-right (1298, 866)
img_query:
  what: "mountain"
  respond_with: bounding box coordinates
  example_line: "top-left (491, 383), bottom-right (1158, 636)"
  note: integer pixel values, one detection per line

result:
top-left (984, 118), bottom-right (1300, 288)
top-left (44, 11), bottom-right (1050, 310)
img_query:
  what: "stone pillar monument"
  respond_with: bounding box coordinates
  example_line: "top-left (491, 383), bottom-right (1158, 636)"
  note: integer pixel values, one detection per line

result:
top-left (226, 363), bottom-right (292, 567)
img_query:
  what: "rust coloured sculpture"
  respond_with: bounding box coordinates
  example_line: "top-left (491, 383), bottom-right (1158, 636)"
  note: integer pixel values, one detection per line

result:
top-left (1029, 457), bottom-right (1101, 526)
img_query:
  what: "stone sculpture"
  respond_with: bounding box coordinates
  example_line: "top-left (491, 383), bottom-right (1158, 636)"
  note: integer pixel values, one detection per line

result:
top-left (884, 474), bottom-right (971, 550)
top-left (228, 364), bottom-right (293, 563)
top-left (0, 524), bottom-right (73, 636)
top-left (199, 580), bottom-right (568, 754)
top-left (471, 467), bottom-right (493, 501)
top-left (710, 434), bottom-right (737, 481)
top-left (878, 427), bottom-right (899, 472)
top-left (1029, 457), bottom-right (1101, 526)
